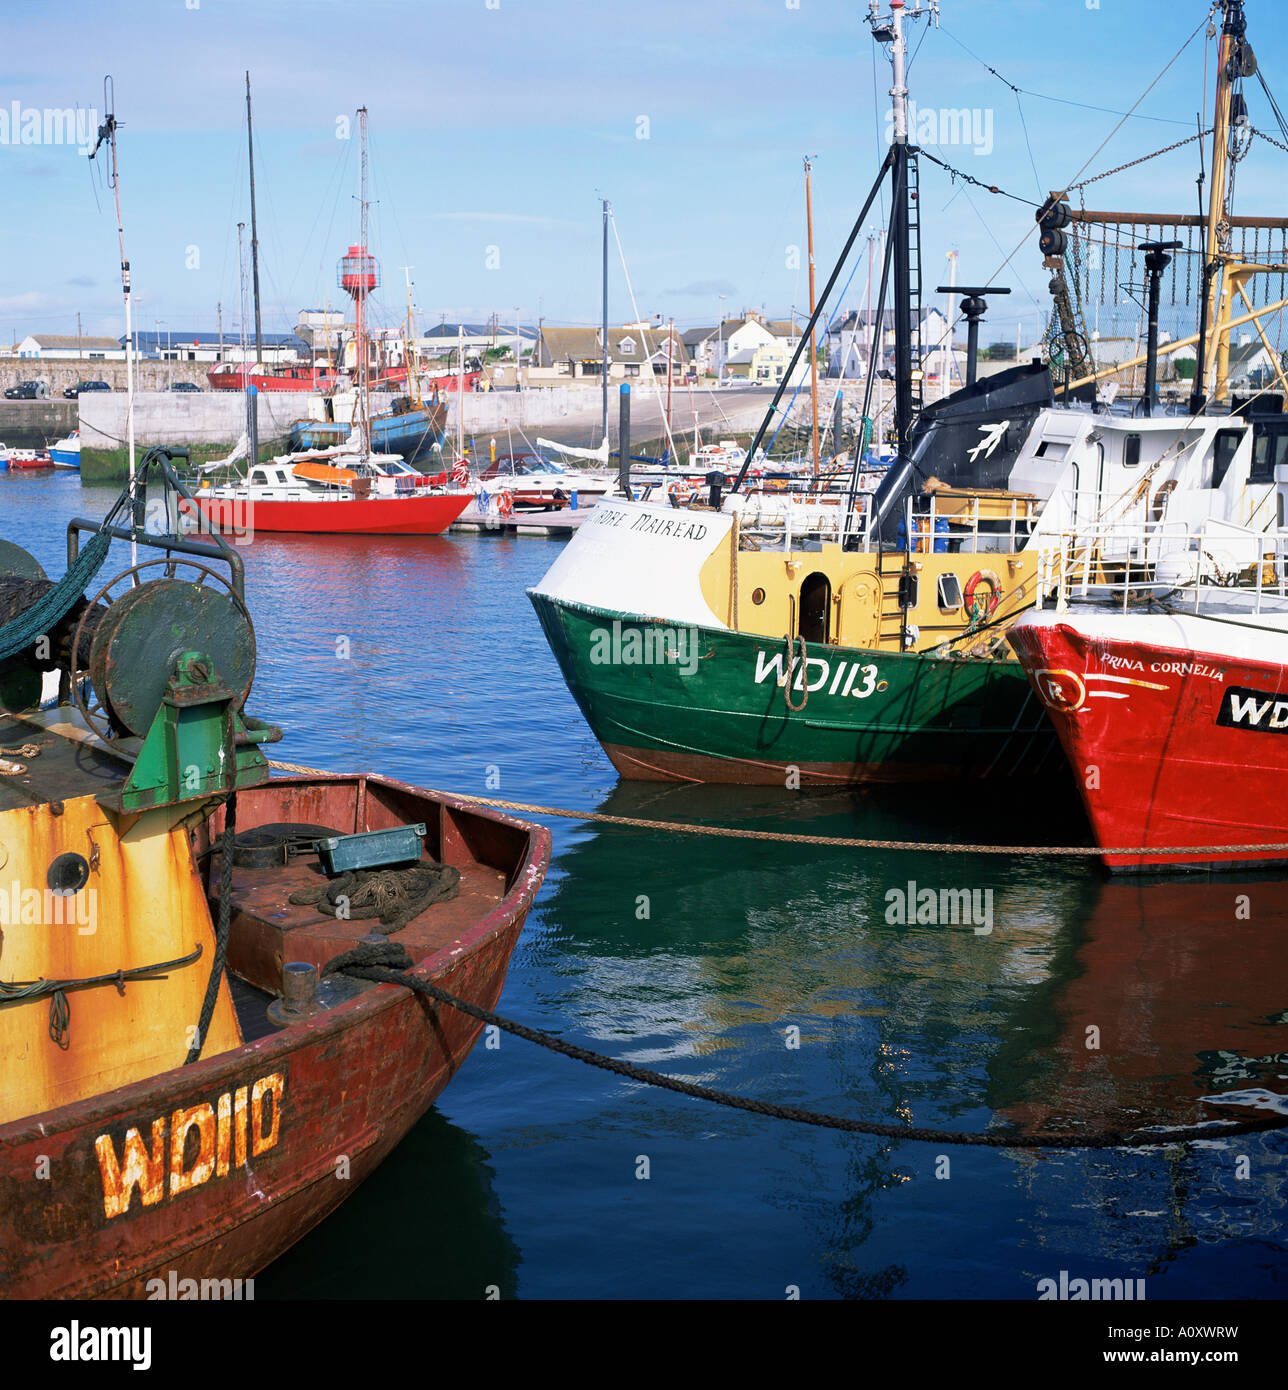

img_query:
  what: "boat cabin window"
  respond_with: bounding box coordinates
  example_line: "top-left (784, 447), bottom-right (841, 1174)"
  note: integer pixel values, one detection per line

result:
top-left (250, 469), bottom-right (268, 486)
top-left (799, 573), bottom-right (831, 645)
top-left (1211, 429), bottom-right (1242, 489)
top-left (1251, 421), bottom-right (1288, 485)
top-left (1123, 434), bottom-right (1142, 468)
top-left (1034, 440), bottom-right (1068, 460)
top-left (937, 573), bottom-right (964, 612)
top-left (274, 469), bottom-right (290, 485)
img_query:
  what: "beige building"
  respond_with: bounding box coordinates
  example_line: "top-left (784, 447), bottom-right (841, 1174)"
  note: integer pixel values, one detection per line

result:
top-left (536, 324), bottom-right (688, 381)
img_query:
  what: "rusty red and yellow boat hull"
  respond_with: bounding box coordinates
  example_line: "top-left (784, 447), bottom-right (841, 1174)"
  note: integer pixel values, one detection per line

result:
top-left (0, 774), bottom-right (549, 1299)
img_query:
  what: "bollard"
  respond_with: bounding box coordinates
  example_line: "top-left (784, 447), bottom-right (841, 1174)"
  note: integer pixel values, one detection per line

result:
top-left (267, 960), bottom-right (324, 1028)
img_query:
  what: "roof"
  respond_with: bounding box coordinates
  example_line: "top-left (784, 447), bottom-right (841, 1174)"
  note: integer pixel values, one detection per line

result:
top-left (682, 326), bottom-right (718, 346)
top-left (1229, 341), bottom-right (1272, 367)
top-left (425, 322), bottom-right (539, 339)
top-left (539, 325), bottom-right (689, 366)
top-left (23, 334), bottom-right (120, 350)
top-left (129, 330), bottom-right (307, 349)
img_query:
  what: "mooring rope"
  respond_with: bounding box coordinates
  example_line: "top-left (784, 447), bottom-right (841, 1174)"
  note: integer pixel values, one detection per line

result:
top-left (334, 941), bottom-right (1288, 1149)
top-left (265, 763), bottom-right (1286, 860)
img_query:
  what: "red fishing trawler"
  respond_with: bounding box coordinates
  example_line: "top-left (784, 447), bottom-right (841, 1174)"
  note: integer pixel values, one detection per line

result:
top-left (1010, 524), bottom-right (1288, 870)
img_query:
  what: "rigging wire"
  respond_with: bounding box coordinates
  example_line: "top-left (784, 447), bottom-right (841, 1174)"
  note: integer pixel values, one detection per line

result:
top-left (940, 24), bottom-right (1195, 128)
top-left (932, 15), bottom-right (1210, 354)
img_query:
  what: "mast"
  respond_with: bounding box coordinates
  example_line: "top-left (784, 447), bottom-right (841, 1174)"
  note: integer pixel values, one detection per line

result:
top-left (886, 1), bottom-right (915, 461)
top-left (88, 78), bottom-right (136, 563)
top-left (805, 156), bottom-right (820, 475)
top-left (1198, 0), bottom-right (1244, 405)
top-left (245, 73), bottom-right (264, 369)
top-left (666, 317), bottom-right (674, 441)
top-left (237, 222), bottom-right (251, 465)
top-left (601, 199), bottom-right (610, 443)
top-left (358, 106), bottom-right (371, 455)
top-left (402, 265), bottom-right (420, 407)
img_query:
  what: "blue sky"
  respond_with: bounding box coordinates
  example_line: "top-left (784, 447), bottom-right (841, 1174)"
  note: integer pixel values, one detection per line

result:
top-left (2, 0), bottom-right (1286, 349)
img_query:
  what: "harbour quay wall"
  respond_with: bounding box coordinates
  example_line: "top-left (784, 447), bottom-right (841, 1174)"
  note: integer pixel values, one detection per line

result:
top-left (0, 400), bottom-right (77, 449)
top-left (0, 358), bottom-right (209, 396)
top-left (77, 391), bottom-right (400, 481)
top-left (452, 383), bottom-right (776, 451)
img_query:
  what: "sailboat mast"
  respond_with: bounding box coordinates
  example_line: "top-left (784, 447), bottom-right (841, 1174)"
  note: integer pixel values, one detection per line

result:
top-left (88, 79), bottom-right (136, 563)
top-left (601, 199), bottom-right (609, 443)
top-left (245, 73), bottom-right (264, 368)
top-left (805, 155), bottom-right (820, 476)
top-left (358, 106), bottom-right (371, 453)
top-left (402, 265), bottom-right (420, 406)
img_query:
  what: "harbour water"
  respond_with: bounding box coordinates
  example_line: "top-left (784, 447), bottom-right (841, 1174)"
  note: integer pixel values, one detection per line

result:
top-left (8, 470), bottom-right (1287, 1300)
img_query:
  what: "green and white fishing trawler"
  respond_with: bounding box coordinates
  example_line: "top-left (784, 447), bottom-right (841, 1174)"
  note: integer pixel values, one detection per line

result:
top-left (529, 0), bottom-right (1288, 787)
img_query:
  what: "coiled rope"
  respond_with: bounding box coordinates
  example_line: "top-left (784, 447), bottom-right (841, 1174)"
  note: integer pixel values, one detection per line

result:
top-left (333, 941), bottom-right (1288, 1150)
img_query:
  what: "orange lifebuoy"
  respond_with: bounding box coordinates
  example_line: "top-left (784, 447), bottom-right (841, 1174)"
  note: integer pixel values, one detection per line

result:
top-left (498, 489), bottom-right (514, 517)
top-left (964, 568), bottom-right (1002, 620)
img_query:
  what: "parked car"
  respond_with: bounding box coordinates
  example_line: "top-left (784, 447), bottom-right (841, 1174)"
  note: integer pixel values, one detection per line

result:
top-left (4, 381), bottom-right (49, 400)
top-left (168, 381), bottom-right (202, 392)
top-left (63, 380), bottom-right (111, 398)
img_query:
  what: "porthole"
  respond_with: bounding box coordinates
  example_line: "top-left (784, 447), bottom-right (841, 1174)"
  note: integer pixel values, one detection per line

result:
top-left (47, 852), bottom-right (90, 897)
top-left (751, 588), bottom-right (766, 605)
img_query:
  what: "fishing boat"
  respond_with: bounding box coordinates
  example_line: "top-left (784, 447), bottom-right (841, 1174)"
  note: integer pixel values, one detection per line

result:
top-left (49, 430), bottom-right (80, 470)
top-left (1009, 512), bottom-right (1288, 871)
top-left (194, 108), bottom-right (472, 538)
top-left (475, 451), bottom-right (617, 512)
top-left (288, 394), bottom-right (448, 464)
top-left (529, 0), bottom-right (1288, 787)
top-left (0, 446), bottom-right (549, 1297)
top-left (3, 448), bottom-right (54, 471)
top-left (208, 362), bottom-right (339, 393)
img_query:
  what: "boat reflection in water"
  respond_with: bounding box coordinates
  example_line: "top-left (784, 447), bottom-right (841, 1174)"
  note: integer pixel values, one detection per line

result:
top-left (254, 1109), bottom-right (521, 1299)
top-left (990, 875), bottom-right (1288, 1294)
top-left (537, 785), bottom-right (1286, 1296)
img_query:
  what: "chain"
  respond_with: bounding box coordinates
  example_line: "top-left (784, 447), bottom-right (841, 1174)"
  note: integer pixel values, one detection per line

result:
top-left (1252, 125), bottom-right (1288, 158)
top-left (1068, 130), bottom-right (1211, 193)
top-left (917, 149), bottom-right (1040, 207)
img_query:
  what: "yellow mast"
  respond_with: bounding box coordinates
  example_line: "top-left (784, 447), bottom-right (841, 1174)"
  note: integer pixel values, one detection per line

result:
top-left (401, 266), bottom-right (421, 407)
top-left (1204, 3), bottom-right (1238, 402)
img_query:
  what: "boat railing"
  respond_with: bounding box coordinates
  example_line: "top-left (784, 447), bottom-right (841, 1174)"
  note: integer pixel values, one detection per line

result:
top-left (68, 445), bottom-right (246, 598)
top-left (1035, 520), bottom-right (1288, 616)
top-left (733, 484), bottom-right (1041, 554)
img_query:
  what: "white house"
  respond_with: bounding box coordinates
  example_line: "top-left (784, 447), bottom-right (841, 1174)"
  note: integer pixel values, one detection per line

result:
top-left (826, 307), bottom-right (950, 379)
top-left (16, 333), bottom-right (125, 361)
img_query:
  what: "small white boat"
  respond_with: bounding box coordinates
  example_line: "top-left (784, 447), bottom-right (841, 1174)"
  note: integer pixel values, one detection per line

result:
top-left (49, 430), bottom-right (80, 469)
